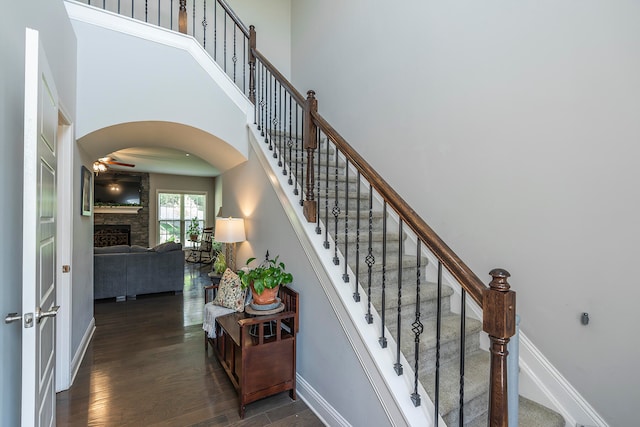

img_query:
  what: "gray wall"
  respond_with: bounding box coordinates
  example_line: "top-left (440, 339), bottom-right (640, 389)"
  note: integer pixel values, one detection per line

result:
top-left (221, 144), bottom-right (391, 426)
top-left (0, 1), bottom-right (79, 425)
top-left (289, 1), bottom-right (640, 425)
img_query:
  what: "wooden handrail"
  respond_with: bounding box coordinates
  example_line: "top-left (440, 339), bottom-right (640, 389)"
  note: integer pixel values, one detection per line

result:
top-left (252, 49), bottom-right (306, 106)
top-left (310, 108), bottom-right (487, 305)
top-left (216, 0), bottom-right (250, 37)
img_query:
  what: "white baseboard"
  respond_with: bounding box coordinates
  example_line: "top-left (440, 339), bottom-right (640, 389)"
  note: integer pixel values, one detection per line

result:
top-left (69, 317), bottom-right (95, 387)
top-left (518, 332), bottom-right (608, 427)
top-left (296, 374), bottom-right (351, 427)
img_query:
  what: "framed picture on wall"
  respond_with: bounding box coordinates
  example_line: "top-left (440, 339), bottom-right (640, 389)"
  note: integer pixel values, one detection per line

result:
top-left (81, 165), bottom-right (92, 216)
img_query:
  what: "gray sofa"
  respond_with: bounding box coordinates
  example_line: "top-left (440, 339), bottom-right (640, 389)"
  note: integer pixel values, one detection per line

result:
top-left (94, 242), bottom-right (185, 301)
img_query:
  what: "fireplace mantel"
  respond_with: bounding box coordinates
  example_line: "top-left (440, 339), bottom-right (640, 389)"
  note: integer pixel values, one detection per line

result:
top-left (94, 205), bottom-right (142, 214)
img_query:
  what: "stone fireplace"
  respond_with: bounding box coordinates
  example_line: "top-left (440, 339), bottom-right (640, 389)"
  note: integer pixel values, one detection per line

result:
top-left (94, 225), bottom-right (131, 247)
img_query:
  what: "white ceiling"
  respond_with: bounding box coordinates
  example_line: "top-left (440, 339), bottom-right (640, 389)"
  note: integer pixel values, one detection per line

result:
top-left (104, 146), bottom-right (219, 177)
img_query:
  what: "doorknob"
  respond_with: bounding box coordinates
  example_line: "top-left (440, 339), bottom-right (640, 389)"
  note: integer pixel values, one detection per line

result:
top-left (5, 313), bottom-right (22, 324)
top-left (36, 306), bottom-right (60, 323)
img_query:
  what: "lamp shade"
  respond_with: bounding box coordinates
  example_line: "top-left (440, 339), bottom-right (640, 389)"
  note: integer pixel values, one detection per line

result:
top-left (214, 217), bottom-right (246, 243)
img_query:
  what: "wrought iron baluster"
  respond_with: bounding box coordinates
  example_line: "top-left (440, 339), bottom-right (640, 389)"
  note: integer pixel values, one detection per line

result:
top-left (223, 13), bottom-right (227, 72)
top-left (202, 0), bottom-right (207, 48)
top-left (232, 25), bottom-right (237, 82)
top-left (259, 62), bottom-right (265, 136)
top-left (243, 36), bottom-right (247, 95)
top-left (276, 83), bottom-right (282, 162)
top-left (353, 172), bottom-right (361, 302)
top-left (411, 240), bottom-right (423, 407)
top-left (379, 201), bottom-right (388, 349)
top-left (157, 0), bottom-right (160, 26)
top-left (145, 0), bottom-right (148, 22)
top-left (365, 185), bottom-right (374, 324)
top-left (332, 148), bottom-right (341, 265)
top-left (342, 161), bottom-right (349, 280)
top-left (270, 77), bottom-right (276, 152)
top-left (286, 94), bottom-right (293, 182)
top-left (459, 288), bottom-right (467, 426)
top-left (394, 220), bottom-right (403, 375)
top-left (213, 1), bottom-right (217, 61)
top-left (323, 137), bottom-right (330, 246)
top-left (191, 0), bottom-right (194, 35)
top-left (169, 0), bottom-right (171, 30)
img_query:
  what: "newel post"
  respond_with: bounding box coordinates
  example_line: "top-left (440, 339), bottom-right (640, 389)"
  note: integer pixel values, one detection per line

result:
top-left (248, 25), bottom-right (257, 105)
top-left (483, 268), bottom-right (516, 427)
top-left (178, 0), bottom-right (187, 34)
top-left (303, 90), bottom-right (318, 223)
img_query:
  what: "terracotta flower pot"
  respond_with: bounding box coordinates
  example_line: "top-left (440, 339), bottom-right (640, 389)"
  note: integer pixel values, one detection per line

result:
top-left (251, 284), bottom-right (280, 305)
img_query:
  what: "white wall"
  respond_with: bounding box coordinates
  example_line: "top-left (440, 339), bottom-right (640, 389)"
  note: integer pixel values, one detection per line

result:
top-left (227, 0), bottom-right (292, 78)
top-left (69, 9), bottom-right (250, 167)
top-left (0, 1), bottom-right (79, 425)
top-left (149, 173), bottom-right (217, 247)
top-left (290, 1), bottom-right (640, 425)
top-left (220, 142), bottom-right (391, 426)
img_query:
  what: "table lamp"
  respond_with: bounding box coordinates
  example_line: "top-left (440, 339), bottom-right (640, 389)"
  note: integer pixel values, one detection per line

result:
top-left (214, 217), bottom-right (246, 271)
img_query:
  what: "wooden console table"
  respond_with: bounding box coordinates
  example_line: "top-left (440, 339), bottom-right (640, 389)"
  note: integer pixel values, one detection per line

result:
top-left (207, 287), bottom-right (299, 418)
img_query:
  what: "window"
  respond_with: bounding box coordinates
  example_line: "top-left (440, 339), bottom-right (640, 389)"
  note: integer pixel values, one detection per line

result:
top-left (158, 192), bottom-right (206, 246)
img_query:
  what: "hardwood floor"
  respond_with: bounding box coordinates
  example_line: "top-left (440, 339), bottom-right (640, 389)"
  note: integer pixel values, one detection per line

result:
top-left (56, 262), bottom-right (324, 427)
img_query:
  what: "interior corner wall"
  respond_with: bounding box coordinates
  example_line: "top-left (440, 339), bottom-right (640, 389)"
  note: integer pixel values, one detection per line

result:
top-left (220, 146), bottom-right (391, 426)
top-left (290, 1), bottom-right (640, 425)
top-left (1, 1), bottom-right (79, 425)
top-left (148, 173), bottom-right (217, 247)
top-left (227, 0), bottom-right (292, 78)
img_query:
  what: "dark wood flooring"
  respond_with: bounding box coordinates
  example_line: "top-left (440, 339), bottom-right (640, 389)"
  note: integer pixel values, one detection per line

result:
top-left (56, 262), bottom-right (324, 427)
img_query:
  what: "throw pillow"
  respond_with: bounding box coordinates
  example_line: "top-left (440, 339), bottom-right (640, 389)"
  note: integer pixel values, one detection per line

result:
top-left (130, 245), bottom-right (151, 252)
top-left (212, 268), bottom-right (247, 312)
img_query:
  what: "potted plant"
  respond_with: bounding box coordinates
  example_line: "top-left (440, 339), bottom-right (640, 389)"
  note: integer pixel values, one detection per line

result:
top-left (187, 217), bottom-right (201, 241)
top-left (237, 256), bottom-right (293, 306)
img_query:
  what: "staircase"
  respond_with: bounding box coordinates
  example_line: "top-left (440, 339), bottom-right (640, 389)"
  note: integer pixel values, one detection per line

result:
top-left (74, 0), bottom-right (568, 424)
top-left (270, 132), bottom-right (565, 426)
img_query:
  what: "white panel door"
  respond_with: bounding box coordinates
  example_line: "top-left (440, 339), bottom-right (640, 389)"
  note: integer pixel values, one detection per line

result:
top-left (22, 27), bottom-right (59, 427)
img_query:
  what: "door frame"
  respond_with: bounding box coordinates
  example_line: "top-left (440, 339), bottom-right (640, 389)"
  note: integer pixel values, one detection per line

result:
top-left (55, 106), bottom-right (73, 392)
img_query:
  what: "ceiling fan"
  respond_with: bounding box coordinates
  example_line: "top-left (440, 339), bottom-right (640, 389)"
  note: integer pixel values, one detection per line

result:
top-left (92, 156), bottom-right (135, 174)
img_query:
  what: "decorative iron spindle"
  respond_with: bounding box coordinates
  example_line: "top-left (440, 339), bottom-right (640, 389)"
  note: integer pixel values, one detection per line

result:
top-left (286, 95), bottom-right (293, 182)
top-left (332, 148), bottom-right (341, 265)
top-left (365, 185), bottom-right (374, 324)
top-left (276, 83), bottom-right (282, 162)
top-left (394, 220), bottom-right (403, 375)
top-left (323, 136), bottom-right (330, 247)
top-left (411, 239), bottom-right (423, 407)
top-left (342, 162), bottom-right (350, 282)
top-left (223, 14), bottom-right (227, 71)
top-left (259, 62), bottom-right (265, 136)
top-left (232, 25), bottom-right (237, 82)
top-left (202, 0), bottom-right (207, 48)
top-left (213, 2), bottom-right (217, 61)
top-left (191, 0), bottom-right (195, 35)
top-left (353, 172), bottom-right (361, 302)
top-left (379, 202), bottom-right (388, 349)
top-left (145, 0), bottom-right (149, 22)
top-left (157, 0), bottom-right (160, 26)
top-left (243, 36), bottom-right (247, 94)
top-left (459, 289), bottom-right (467, 426)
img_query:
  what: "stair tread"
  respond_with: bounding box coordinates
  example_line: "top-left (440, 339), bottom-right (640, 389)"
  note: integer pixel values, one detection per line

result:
top-left (465, 396), bottom-right (565, 427)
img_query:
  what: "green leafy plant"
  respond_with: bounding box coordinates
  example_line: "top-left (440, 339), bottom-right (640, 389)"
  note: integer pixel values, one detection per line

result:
top-left (237, 256), bottom-right (293, 295)
top-left (213, 252), bottom-right (227, 275)
top-left (187, 217), bottom-right (201, 237)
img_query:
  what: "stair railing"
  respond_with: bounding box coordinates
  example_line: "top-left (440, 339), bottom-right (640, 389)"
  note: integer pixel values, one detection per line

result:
top-left (78, 1), bottom-right (516, 424)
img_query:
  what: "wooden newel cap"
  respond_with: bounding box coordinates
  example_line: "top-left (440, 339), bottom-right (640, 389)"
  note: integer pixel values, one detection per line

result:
top-left (307, 90), bottom-right (316, 99)
top-left (489, 268), bottom-right (511, 292)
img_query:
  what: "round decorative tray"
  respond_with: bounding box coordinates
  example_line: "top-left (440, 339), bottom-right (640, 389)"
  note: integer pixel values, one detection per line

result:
top-left (250, 297), bottom-right (281, 311)
top-left (245, 302), bottom-right (284, 316)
